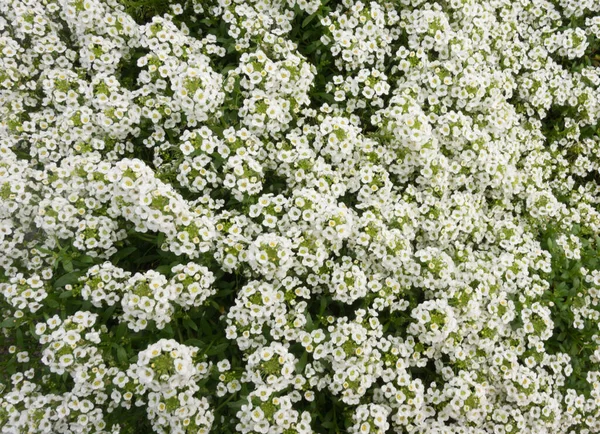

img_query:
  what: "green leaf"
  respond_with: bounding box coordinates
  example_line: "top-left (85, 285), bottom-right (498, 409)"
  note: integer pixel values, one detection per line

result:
top-left (206, 343), bottom-right (229, 356)
top-left (102, 305), bottom-right (117, 323)
top-left (319, 295), bottom-right (328, 316)
top-left (156, 265), bottom-right (172, 274)
top-left (159, 323), bottom-right (174, 338)
top-left (116, 322), bottom-right (127, 340)
top-left (185, 339), bottom-right (206, 348)
top-left (0, 318), bottom-right (15, 328)
top-left (199, 317), bottom-right (212, 335)
top-left (16, 329), bottom-right (23, 348)
top-left (296, 351), bottom-right (308, 374)
top-left (305, 312), bottom-right (313, 328)
top-left (313, 92), bottom-right (334, 102)
top-left (183, 317), bottom-right (199, 332)
top-left (54, 271), bottom-right (84, 288)
top-left (76, 255), bottom-right (95, 265)
top-left (46, 298), bottom-right (59, 309)
top-left (302, 14), bottom-right (317, 28)
top-left (305, 42), bottom-right (323, 55)
top-left (37, 247), bottom-right (56, 256)
top-left (116, 345), bottom-right (129, 365)
top-left (111, 247), bottom-right (138, 263)
top-left (62, 259), bottom-right (74, 273)
top-left (227, 398), bottom-right (247, 411)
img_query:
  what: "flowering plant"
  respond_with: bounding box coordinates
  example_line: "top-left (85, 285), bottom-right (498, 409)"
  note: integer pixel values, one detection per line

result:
top-left (1, 0), bottom-right (600, 432)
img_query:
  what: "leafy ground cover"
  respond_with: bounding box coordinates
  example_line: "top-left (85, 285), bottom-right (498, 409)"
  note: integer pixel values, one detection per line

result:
top-left (1, 0), bottom-right (600, 432)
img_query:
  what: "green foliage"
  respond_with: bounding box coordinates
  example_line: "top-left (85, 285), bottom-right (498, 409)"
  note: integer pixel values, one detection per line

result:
top-left (542, 224), bottom-right (600, 396)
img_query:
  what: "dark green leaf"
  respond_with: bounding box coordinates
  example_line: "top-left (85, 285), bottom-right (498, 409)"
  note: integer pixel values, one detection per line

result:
top-left (111, 247), bottom-right (138, 263)
top-left (159, 323), bottom-right (174, 338)
top-left (16, 329), bottom-right (23, 347)
top-left (185, 339), bottom-right (206, 348)
top-left (183, 317), bottom-right (199, 332)
top-left (206, 343), bottom-right (229, 356)
top-left (302, 14), bottom-right (317, 28)
top-left (54, 271), bottom-right (84, 288)
top-left (116, 345), bottom-right (129, 365)
top-left (116, 323), bottom-right (127, 340)
top-left (296, 351), bottom-right (308, 374)
top-left (102, 305), bottom-right (117, 323)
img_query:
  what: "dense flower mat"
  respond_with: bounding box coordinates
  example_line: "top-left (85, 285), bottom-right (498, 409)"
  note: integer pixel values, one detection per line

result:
top-left (1, 0), bottom-right (600, 432)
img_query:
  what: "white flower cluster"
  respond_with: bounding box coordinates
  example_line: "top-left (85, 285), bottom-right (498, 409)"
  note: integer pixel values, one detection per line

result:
top-left (1, 0), bottom-right (600, 432)
top-left (127, 339), bottom-right (214, 434)
top-left (236, 389), bottom-right (313, 434)
top-left (320, 1), bottom-right (401, 71)
top-left (0, 311), bottom-right (120, 433)
top-left (349, 403), bottom-right (391, 434)
top-left (227, 49), bottom-right (316, 137)
top-left (0, 273), bottom-right (49, 313)
top-left (35, 311), bottom-right (104, 376)
top-left (136, 16), bottom-right (225, 128)
top-left (1, 330), bottom-right (215, 433)
top-left (80, 261), bottom-right (215, 330)
top-left (0, 376), bottom-right (112, 434)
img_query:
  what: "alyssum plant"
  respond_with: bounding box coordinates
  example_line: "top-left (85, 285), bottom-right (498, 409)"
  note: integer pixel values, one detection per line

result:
top-left (0, 0), bottom-right (600, 432)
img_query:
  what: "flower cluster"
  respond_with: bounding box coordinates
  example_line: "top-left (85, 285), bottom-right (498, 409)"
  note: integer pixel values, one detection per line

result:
top-left (79, 261), bottom-right (215, 331)
top-left (127, 339), bottom-right (214, 434)
top-left (227, 49), bottom-right (316, 137)
top-left (35, 311), bottom-right (104, 376)
top-left (320, 1), bottom-right (400, 71)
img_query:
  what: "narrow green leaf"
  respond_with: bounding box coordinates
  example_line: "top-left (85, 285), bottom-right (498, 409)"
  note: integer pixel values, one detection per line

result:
top-left (185, 339), bottom-right (206, 348)
top-left (296, 351), bottom-right (308, 374)
top-left (111, 247), bottom-right (138, 263)
top-left (54, 271), bottom-right (84, 288)
top-left (116, 323), bottom-right (127, 340)
top-left (102, 305), bottom-right (117, 323)
top-left (302, 14), bottom-right (317, 28)
top-left (116, 345), bottom-right (128, 365)
top-left (206, 343), bottom-right (229, 356)
top-left (183, 317), bottom-right (199, 332)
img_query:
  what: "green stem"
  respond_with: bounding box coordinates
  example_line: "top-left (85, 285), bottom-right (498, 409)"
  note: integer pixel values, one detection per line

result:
top-left (177, 322), bottom-right (184, 343)
top-left (202, 339), bottom-right (215, 356)
top-left (215, 392), bottom-right (236, 413)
